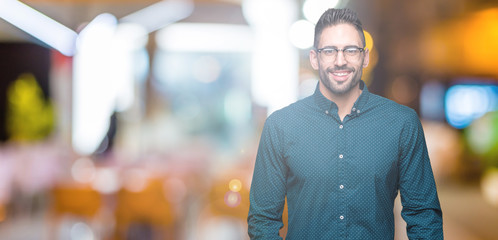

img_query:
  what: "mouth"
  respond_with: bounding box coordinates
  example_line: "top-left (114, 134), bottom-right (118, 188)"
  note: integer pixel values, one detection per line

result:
top-left (332, 71), bottom-right (350, 77)
top-left (329, 70), bottom-right (353, 82)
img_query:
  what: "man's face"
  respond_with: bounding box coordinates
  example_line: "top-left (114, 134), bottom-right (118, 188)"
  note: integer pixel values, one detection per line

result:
top-left (310, 23), bottom-right (369, 97)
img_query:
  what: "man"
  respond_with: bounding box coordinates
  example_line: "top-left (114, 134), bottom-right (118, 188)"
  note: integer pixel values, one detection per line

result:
top-left (247, 8), bottom-right (443, 239)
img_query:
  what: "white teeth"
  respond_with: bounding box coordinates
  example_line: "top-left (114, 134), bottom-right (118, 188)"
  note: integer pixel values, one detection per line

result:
top-left (333, 72), bottom-right (348, 76)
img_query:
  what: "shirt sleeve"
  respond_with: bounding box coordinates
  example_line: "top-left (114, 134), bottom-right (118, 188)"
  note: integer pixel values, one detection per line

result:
top-left (247, 115), bottom-right (287, 240)
top-left (398, 109), bottom-right (444, 239)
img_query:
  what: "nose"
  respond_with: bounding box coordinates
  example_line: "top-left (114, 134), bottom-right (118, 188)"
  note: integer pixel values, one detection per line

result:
top-left (334, 50), bottom-right (347, 66)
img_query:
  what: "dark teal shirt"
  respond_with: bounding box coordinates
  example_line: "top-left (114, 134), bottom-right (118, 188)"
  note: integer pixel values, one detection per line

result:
top-left (248, 81), bottom-right (443, 239)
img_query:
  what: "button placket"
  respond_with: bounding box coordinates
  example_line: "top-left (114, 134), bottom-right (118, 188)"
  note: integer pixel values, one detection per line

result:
top-left (337, 113), bottom-right (347, 233)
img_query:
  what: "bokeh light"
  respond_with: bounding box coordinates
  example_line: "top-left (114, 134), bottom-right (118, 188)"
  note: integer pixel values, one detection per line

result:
top-left (122, 168), bottom-right (149, 193)
top-left (481, 168), bottom-right (498, 207)
top-left (362, 30), bottom-right (377, 84)
top-left (70, 222), bottom-right (95, 240)
top-left (224, 191), bottom-right (241, 208)
top-left (71, 157), bottom-right (96, 183)
top-left (91, 168), bottom-right (120, 194)
top-left (229, 179), bottom-right (242, 192)
top-left (364, 30), bottom-right (374, 51)
top-left (289, 19), bottom-right (315, 49)
top-left (445, 84), bottom-right (498, 129)
top-left (466, 112), bottom-right (497, 155)
top-left (303, 0), bottom-right (340, 24)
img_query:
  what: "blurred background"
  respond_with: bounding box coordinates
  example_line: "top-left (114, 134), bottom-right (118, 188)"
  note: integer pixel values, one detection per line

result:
top-left (0, 0), bottom-right (497, 239)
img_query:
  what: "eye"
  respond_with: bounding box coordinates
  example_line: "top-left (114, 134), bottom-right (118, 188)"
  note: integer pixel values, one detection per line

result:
top-left (321, 48), bottom-right (337, 56)
top-left (344, 48), bottom-right (360, 55)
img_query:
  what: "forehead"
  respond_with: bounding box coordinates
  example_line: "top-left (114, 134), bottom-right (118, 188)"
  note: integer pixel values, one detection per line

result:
top-left (318, 23), bottom-right (362, 48)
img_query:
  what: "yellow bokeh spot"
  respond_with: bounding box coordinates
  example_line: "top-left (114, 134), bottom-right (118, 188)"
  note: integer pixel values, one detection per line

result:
top-left (229, 179), bottom-right (242, 192)
top-left (363, 30), bottom-right (374, 51)
top-left (421, 7), bottom-right (498, 77)
top-left (362, 30), bottom-right (377, 85)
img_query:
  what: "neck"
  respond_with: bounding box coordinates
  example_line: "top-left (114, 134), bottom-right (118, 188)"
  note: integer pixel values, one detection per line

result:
top-left (320, 82), bottom-right (362, 121)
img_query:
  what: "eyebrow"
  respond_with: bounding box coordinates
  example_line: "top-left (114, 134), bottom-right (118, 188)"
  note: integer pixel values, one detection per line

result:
top-left (320, 45), bottom-right (362, 49)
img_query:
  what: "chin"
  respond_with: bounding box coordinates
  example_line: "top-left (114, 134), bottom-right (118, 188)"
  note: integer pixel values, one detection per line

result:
top-left (330, 80), bottom-right (359, 95)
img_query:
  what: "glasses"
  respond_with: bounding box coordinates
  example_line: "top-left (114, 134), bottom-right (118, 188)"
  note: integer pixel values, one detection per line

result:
top-left (316, 46), bottom-right (365, 62)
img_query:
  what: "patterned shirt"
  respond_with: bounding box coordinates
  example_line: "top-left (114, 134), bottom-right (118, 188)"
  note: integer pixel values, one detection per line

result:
top-left (248, 81), bottom-right (443, 239)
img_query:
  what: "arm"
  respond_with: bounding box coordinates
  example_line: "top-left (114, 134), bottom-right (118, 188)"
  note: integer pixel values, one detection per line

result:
top-left (398, 110), bottom-right (443, 239)
top-left (247, 116), bottom-right (287, 240)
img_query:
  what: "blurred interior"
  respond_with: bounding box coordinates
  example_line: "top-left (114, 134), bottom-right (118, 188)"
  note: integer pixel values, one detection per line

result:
top-left (1, 0), bottom-right (498, 239)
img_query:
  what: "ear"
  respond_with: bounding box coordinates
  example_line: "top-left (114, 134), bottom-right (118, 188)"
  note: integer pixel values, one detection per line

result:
top-left (309, 49), bottom-right (319, 70)
top-left (362, 48), bottom-right (370, 68)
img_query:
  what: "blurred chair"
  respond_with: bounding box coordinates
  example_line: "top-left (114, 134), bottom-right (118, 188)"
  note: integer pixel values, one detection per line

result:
top-left (113, 178), bottom-right (176, 240)
top-left (49, 184), bottom-right (103, 239)
top-left (51, 185), bottom-right (101, 217)
top-left (0, 203), bottom-right (5, 223)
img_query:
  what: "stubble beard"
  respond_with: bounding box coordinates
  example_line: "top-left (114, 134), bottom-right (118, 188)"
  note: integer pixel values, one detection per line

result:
top-left (319, 63), bottom-right (363, 96)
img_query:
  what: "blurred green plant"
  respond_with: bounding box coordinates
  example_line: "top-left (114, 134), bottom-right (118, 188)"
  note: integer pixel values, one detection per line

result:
top-left (6, 73), bottom-right (55, 141)
top-left (465, 111), bottom-right (498, 168)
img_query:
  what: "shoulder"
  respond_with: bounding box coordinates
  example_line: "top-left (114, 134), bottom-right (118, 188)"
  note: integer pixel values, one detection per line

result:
top-left (368, 93), bottom-right (419, 121)
top-left (266, 95), bottom-right (315, 125)
top-left (368, 94), bottom-right (425, 145)
top-left (260, 96), bottom-right (318, 139)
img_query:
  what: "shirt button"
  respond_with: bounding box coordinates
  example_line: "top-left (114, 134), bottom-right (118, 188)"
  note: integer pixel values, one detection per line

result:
top-left (339, 154), bottom-right (344, 159)
top-left (325, 110), bottom-right (329, 115)
top-left (352, 107), bottom-right (356, 111)
top-left (339, 215), bottom-right (344, 220)
top-left (357, 109), bottom-right (361, 114)
top-left (339, 125), bottom-right (343, 129)
top-left (339, 185), bottom-right (344, 189)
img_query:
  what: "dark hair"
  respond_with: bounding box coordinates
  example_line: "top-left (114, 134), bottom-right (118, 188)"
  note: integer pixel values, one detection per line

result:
top-left (314, 8), bottom-right (366, 48)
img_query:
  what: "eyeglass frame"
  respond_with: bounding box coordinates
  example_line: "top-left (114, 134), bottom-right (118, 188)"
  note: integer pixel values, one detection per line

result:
top-left (315, 46), bottom-right (365, 62)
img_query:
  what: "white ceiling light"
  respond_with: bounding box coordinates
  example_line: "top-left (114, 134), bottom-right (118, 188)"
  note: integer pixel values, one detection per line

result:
top-left (0, 0), bottom-right (77, 56)
top-left (289, 19), bottom-right (315, 49)
top-left (72, 13), bottom-right (118, 156)
top-left (303, 0), bottom-right (340, 24)
top-left (156, 23), bottom-right (253, 52)
top-left (120, 0), bottom-right (194, 33)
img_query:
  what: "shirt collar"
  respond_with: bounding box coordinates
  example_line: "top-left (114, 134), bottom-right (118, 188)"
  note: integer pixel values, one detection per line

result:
top-left (313, 80), bottom-right (370, 115)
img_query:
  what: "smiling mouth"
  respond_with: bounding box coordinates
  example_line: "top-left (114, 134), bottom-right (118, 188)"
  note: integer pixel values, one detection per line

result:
top-left (330, 70), bottom-right (352, 81)
top-left (332, 72), bottom-right (350, 76)
top-left (326, 66), bottom-right (354, 82)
